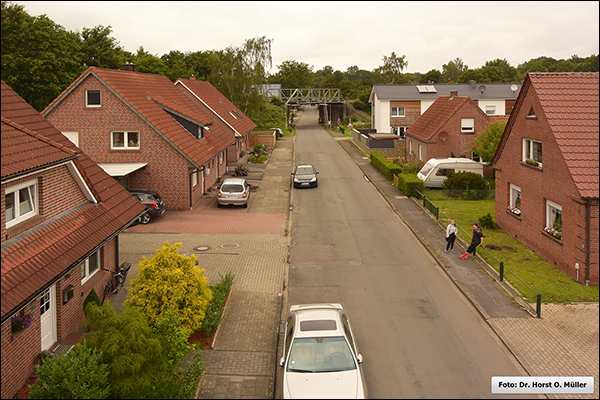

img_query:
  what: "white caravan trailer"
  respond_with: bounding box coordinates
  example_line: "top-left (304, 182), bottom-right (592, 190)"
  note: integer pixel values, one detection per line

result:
top-left (417, 158), bottom-right (484, 188)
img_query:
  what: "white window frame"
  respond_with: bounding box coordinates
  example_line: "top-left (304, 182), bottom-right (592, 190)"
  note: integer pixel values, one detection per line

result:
top-left (485, 105), bottom-right (496, 115)
top-left (510, 184), bottom-right (521, 208)
top-left (80, 251), bottom-right (101, 284)
top-left (461, 118), bottom-right (475, 133)
top-left (111, 131), bottom-right (140, 150)
top-left (192, 171), bottom-right (198, 187)
top-left (409, 140), bottom-right (413, 155)
top-left (546, 200), bottom-right (562, 231)
top-left (391, 106), bottom-right (405, 117)
top-left (522, 138), bottom-right (542, 166)
top-left (85, 89), bottom-right (101, 108)
top-left (418, 145), bottom-right (423, 161)
top-left (5, 179), bottom-right (38, 228)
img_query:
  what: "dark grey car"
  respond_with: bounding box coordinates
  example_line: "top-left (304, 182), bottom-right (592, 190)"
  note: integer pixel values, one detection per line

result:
top-left (128, 189), bottom-right (165, 224)
top-left (292, 164), bottom-right (319, 188)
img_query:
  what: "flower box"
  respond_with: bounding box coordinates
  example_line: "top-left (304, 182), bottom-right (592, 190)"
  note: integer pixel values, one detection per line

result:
top-left (543, 226), bottom-right (562, 240)
top-left (11, 314), bottom-right (32, 333)
top-left (507, 205), bottom-right (521, 216)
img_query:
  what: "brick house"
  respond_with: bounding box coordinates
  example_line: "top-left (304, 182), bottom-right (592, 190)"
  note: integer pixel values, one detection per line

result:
top-left (175, 77), bottom-right (256, 163)
top-left (1, 81), bottom-right (146, 398)
top-left (404, 93), bottom-right (507, 164)
top-left (42, 66), bottom-right (237, 211)
top-left (492, 72), bottom-right (599, 286)
top-left (369, 81), bottom-right (521, 136)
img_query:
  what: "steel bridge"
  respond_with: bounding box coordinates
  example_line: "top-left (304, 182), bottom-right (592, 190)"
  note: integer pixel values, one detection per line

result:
top-left (279, 88), bottom-right (345, 105)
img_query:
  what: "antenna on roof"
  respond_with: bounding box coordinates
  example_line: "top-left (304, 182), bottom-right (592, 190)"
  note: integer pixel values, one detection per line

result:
top-left (478, 85), bottom-right (486, 94)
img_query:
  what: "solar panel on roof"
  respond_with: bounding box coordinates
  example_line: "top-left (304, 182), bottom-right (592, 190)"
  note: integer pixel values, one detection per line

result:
top-left (417, 85), bottom-right (437, 93)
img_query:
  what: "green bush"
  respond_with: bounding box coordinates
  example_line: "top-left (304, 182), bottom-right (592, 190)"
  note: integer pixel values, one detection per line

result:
top-left (479, 213), bottom-right (496, 229)
top-left (370, 152), bottom-right (402, 181)
top-left (29, 341), bottom-right (111, 399)
top-left (442, 171), bottom-right (489, 191)
top-left (153, 309), bottom-right (194, 367)
top-left (396, 173), bottom-right (425, 196)
top-left (202, 272), bottom-right (235, 338)
top-left (83, 289), bottom-right (101, 315)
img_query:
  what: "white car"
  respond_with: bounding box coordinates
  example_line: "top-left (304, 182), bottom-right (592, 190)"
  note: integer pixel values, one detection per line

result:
top-left (217, 177), bottom-right (250, 207)
top-left (280, 303), bottom-right (368, 399)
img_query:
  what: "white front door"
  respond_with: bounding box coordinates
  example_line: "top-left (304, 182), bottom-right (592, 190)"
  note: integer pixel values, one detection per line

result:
top-left (40, 285), bottom-right (56, 351)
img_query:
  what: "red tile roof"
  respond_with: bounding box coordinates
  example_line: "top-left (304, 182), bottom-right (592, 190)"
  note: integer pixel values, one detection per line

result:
top-left (44, 67), bottom-right (236, 167)
top-left (493, 72), bottom-right (599, 199)
top-left (529, 72), bottom-right (599, 199)
top-left (405, 96), bottom-right (486, 141)
top-left (1, 81), bottom-right (146, 321)
top-left (175, 79), bottom-right (256, 136)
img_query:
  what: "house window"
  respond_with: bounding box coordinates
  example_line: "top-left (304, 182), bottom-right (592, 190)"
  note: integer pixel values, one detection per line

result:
top-left (5, 179), bottom-right (38, 228)
top-left (418, 145), bottom-right (423, 161)
top-left (523, 138), bottom-right (542, 166)
top-left (485, 105), bottom-right (496, 115)
top-left (409, 140), bottom-right (413, 155)
top-left (192, 171), bottom-right (198, 187)
top-left (461, 119), bottom-right (474, 133)
top-left (545, 200), bottom-right (562, 238)
top-left (509, 184), bottom-right (522, 215)
top-left (111, 131), bottom-right (140, 149)
top-left (526, 107), bottom-right (536, 119)
top-left (391, 106), bottom-right (405, 117)
top-left (86, 89), bottom-right (101, 107)
top-left (80, 251), bottom-right (100, 284)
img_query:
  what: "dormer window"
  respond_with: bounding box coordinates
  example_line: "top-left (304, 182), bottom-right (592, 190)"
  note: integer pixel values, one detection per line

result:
top-left (86, 89), bottom-right (101, 107)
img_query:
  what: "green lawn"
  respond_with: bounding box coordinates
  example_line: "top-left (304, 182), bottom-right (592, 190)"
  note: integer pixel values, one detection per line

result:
top-left (426, 192), bottom-right (599, 304)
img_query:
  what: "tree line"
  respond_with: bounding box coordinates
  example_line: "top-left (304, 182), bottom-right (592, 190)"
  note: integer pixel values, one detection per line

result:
top-left (2, 1), bottom-right (598, 117)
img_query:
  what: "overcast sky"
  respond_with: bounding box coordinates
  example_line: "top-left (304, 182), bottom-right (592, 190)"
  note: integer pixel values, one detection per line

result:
top-left (16, 1), bottom-right (600, 74)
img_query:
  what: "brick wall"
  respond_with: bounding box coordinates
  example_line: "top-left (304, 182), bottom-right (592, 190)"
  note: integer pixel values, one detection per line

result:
top-left (45, 75), bottom-right (192, 210)
top-left (495, 90), bottom-right (598, 285)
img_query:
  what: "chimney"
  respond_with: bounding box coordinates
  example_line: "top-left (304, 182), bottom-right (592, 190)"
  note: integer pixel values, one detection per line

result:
top-left (122, 62), bottom-right (137, 72)
top-left (450, 90), bottom-right (458, 97)
top-left (190, 75), bottom-right (196, 81)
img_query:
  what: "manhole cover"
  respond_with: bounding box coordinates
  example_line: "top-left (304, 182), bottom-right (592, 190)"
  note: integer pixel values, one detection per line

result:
top-left (194, 246), bottom-right (211, 251)
top-left (221, 243), bottom-right (239, 249)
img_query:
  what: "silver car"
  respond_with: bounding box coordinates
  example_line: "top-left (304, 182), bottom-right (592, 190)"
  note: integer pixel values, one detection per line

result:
top-left (217, 177), bottom-right (250, 207)
top-left (280, 303), bottom-right (368, 399)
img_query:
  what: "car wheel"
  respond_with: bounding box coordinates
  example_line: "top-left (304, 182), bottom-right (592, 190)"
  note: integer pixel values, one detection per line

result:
top-left (139, 212), bottom-right (151, 224)
top-left (243, 202), bottom-right (248, 208)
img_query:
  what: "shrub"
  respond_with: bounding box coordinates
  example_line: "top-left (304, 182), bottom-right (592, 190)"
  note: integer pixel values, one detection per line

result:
top-left (370, 151), bottom-right (402, 181)
top-left (153, 309), bottom-right (194, 367)
top-left (479, 213), bottom-right (496, 229)
top-left (83, 288), bottom-right (101, 314)
top-left (442, 171), bottom-right (489, 191)
top-left (126, 242), bottom-right (213, 334)
top-left (395, 173), bottom-right (425, 196)
top-left (28, 341), bottom-right (111, 399)
top-left (232, 164), bottom-right (249, 176)
top-left (203, 272), bottom-right (235, 337)
top-left (84, 302), bottom-right (173, 398)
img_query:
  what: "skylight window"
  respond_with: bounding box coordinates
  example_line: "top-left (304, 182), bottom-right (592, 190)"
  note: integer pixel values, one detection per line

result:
top-left (416, 85), bottom-right (437, 93)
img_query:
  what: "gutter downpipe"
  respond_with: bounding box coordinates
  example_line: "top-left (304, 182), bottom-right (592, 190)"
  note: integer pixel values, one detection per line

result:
top-left (585, 198), bottom-right (591, 286)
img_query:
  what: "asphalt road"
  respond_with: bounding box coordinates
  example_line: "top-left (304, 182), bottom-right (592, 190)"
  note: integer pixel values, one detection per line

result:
top-left (284, 106), bottom-right (533, 398)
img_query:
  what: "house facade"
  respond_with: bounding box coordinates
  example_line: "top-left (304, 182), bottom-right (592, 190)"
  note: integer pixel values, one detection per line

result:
top-left (492, 72), bottom-right (599, 286)
top-left (42, 66), bottom-right (238, 211)
top-left (175, 77), bottom-right (256, 163)
top-left (1, 81), bottom-right (146, 398)
top-left (404, 94), bottom-right (505, 164)
top-left (369, 81), bottom-right (521, 136)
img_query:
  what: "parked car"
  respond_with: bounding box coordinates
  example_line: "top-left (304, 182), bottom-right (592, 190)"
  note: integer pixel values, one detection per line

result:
top-left (128, 189), bottom-right (165, 224)
top-left (280, 303), bottom-right (368, 399)
top-left (218, 177), bottom-right (250, 207)
top-left (292, 164), bottom-right (319, 188)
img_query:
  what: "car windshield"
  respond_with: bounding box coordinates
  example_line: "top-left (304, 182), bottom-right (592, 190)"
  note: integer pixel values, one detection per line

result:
top-left (286, 337), bottom-right (356, 373)
top-left (296, 167), bottom-right (314, 175)
top-left (221, 184), bottom-right (244, 193)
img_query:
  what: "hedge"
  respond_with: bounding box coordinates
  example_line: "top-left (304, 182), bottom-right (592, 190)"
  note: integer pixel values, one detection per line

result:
top-left (395, 173), bottom-right (425, 197)
top-left (369, 152), bottom-right (402, 181)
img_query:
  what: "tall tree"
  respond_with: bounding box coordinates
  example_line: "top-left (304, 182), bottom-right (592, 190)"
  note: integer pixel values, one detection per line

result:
top-left (420, 69), bottom-right (443, 84)
top-left (1, 1), bottom-right (83, 111)
top-left (442, 57), bottom-right (468, 82)
top-left (208, 36), bottom-right (273, 118)
top-left (133, 46), bottom-right (168, 76)
top-left (374, 51), bottom-right (408, 84)
top-left (270, 59), bottom-right (314, 88)
top-left (469, 121), bottom-right (507, 162)
top-left (80, 24), bottom-right (124, 69)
